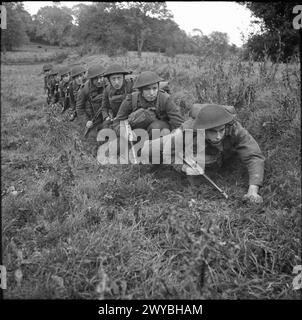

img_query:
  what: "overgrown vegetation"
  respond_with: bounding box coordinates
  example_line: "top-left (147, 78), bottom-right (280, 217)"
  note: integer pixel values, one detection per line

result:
top-left (1, 48), bottom-right (301, 299)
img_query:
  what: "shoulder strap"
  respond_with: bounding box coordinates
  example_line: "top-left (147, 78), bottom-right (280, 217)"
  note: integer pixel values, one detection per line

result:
top-left (131, 91), bottom-right (140, 110)
top-left (157, 90), bottom-right (169, 114)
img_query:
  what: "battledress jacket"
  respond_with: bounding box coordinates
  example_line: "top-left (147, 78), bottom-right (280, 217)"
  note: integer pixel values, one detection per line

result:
top-left (69, 80), bottom-right (82, 112)
top-left (59, 80), bottom-right (71, 107)
top-left (76, 79), bottom-right (105, 123)
top-left (49, 78), bottom-right (60, 103)
top-left (113, 91), bottom-right (184, 135)
top-left (101, 79), bottom-right (134, 119)
top-left (180, 118), bottom-right (265, 186)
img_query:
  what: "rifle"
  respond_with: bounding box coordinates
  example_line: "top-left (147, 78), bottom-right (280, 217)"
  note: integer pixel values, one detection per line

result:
top-left (123, 120), bottom-right (138, 164)
top-left (184, 156), bottom-right (228, 199)
top-left (61, 84), bottom-right (71, 114)
top-left (84, 91), bottom-right (105, 137)
top-left (84, 106), bottom-right (104, 137)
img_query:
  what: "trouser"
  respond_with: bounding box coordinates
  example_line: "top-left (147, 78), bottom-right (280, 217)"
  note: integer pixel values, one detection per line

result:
top-left (146, 120), bottom-right (171, 137)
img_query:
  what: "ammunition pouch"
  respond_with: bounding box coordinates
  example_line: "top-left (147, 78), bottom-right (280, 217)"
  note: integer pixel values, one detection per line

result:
top-left (128, 108), bottom-right (158, 129)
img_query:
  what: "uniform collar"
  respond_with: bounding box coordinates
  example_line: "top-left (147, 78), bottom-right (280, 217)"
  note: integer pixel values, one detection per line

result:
top-left (138, 93), bottom-right (158, 107)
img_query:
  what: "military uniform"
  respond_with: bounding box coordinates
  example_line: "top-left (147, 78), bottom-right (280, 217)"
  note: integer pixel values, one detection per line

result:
top-left (113, 90), bottom-right (183, 134)
top-left (142, 104), bottom-right (265, 188)
top-left (75, 65), bottom-right (106, 156)
top-left (76, 79), bottom-right (105, 126)
top-left (113, 71), bottom-right (184, 136)
top-left (101, 64), bottom-right (134, 120)
top-left (43, 64), bottom-right (53, 102)
top-left (49, 77), bottom-right (60, 104)
top-left (46, 66), bottom-right (60, 104)
top-left (180, 118), bottom-right (265, 186)
top-left (101, 80), bottom-right (133, 118)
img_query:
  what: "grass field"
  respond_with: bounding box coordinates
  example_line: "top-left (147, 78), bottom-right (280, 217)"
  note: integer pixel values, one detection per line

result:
top-left (1, 47), bottom-right (301, 299)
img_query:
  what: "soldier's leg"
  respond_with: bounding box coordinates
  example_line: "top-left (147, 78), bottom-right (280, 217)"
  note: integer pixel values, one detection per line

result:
top-left (147, 120), bottom-right (171, 139)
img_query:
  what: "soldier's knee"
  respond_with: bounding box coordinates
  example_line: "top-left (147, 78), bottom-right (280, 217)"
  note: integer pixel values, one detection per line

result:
top-left (147, 120), bottom-right (171, 137)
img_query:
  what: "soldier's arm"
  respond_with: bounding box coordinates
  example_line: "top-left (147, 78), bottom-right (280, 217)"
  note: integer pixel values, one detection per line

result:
top-left (112, 95), bottom-right (133, 135)
top-left (76, 85), bottom-right (90, 122)
top-left (69, 84), bottom-right (76, 110)
top-left (101, 87), bottom-right (110, 120)
top-left (164, 96), bottom-right (185, 130)
top-left (44, 77), bottom-right (48, 92)
top-left (232, 122), bottom-right (265, 187)
top-left (58, 84), bottom-right (65, 104)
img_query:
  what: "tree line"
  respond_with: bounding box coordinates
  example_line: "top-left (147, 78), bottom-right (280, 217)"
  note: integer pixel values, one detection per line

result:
top-left (1, 2), bottom-right (300, 61)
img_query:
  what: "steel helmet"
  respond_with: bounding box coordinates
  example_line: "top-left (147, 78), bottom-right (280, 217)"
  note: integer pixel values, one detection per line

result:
top-left (59, 65), bottom-right (71, 77)
top-left (43, 64), bottom-right (53, 72)
top-left (71, 65), bottom-right (86, 78)
top-left (192, 104), bottom-right (235, 130)
top-left (87, 65), bottom-right (105, 79)
top-left (133, 71), bottom-right (163, 89)
top-left (49, 66), bottom-right (60, 76)
top-left (103, 64), bottom-right (131, 78)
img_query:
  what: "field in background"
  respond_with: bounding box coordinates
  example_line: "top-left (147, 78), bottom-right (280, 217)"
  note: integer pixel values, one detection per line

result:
top-left (1, 45), bottom-right (301, 299)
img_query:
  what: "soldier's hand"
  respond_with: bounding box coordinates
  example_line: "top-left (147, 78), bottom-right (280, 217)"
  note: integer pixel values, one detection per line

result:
top-left (243, 185), bottom-right (263, 204)
top-left (181, 164), bottom-right (202, 176)
top-left (86, 121), bottom-right (93, 128)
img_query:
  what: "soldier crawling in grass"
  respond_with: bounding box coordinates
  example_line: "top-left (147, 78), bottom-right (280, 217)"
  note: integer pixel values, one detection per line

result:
top-left (141, 103), bottom-right (265, 204)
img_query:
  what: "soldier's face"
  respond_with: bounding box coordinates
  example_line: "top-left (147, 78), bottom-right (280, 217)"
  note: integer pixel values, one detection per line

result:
top-left (62, 74), bottom-right (70, 83)
top-left (55, 74), bottom-right (61, 81)
top-left (205, 125), bottom-right (226, 145)
top-left (142, 83), bottom-right (159, 102)
top-left (74, 74), bottom-right (84, 85)
top-left (45, 70), bottom-right (51, 76)
top-left (92, 76), bottom-right (103, 87)
top-left (109, 74), bottom-right (124, 90)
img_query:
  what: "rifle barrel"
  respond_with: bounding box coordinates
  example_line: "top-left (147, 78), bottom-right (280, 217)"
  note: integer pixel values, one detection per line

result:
top-left (202, 173), bottom-right (228, 199)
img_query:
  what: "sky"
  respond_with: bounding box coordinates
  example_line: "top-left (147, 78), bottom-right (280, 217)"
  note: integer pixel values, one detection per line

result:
top-left (23, 1), bottom-right (261, 47)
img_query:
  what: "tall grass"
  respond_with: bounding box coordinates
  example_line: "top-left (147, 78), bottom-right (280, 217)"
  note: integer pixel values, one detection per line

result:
top-left (1, 49), bottom-right (301, 299)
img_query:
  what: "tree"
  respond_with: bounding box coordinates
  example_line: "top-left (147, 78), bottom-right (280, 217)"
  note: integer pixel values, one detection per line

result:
top-left (240, 2), bottom-right (300, 61)
top-left (1, 2), bottom-right (29, 52)
top-left (190, 30), bottom-right (232, 58)
top-left (116, 2), bottom-right (173, 57)
top-left (33, 5), bottom-right (74, 47)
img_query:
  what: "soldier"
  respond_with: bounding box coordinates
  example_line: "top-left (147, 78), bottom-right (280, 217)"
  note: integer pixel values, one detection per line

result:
top-left (101, 64), bottom-right (134, 128)
top-left (141, 103), bottom-right (265, 204)
top-left (76, 64), bottom-right (106, 133)
top-left (58, 65), bottom-right (72, 115)
top-left (76, 64), bottom-right (106, 155)
top-left (48, 66), bottom-right (61, 105)
top-left (42, 64), bottom-right (53, 104)
top-left (69, 65), bottom-right (86, 121)
top-left (113, 71), bottom-right (184, 137)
